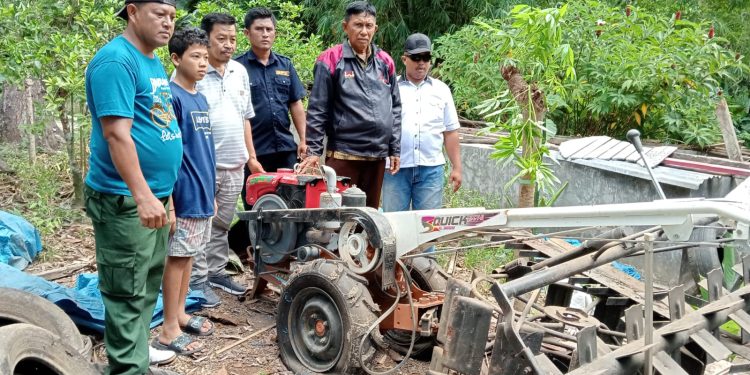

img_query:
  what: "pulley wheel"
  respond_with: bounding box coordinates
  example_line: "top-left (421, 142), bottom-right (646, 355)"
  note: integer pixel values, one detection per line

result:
top-left (338, 221), bottom-right (380, 274)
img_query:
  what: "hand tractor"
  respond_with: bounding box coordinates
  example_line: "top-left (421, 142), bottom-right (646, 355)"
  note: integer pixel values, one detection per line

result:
top-left (238, 135), bottom-right (750, 374)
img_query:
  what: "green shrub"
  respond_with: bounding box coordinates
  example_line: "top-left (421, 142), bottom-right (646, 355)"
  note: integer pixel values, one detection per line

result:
top-left (176, 0), bottom-right (322, 84)
top-left (435, 1), bottom-right (750, 147)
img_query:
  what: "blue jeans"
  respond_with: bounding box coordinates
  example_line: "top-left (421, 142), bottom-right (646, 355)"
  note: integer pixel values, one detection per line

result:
top-left (382, 165), bottom-right (444, 211)
top-left (382, 165), bottom-right (443, 252)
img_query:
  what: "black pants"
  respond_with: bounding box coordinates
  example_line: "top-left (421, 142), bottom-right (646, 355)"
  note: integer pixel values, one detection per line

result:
top-left (325, 157), bottom-right (386, 209)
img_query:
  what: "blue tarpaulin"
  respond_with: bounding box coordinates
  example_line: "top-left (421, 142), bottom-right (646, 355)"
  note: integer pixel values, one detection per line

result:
top-left (560, 238), bottom-right (642, 280)
top-left (0, 263), bottom-right (205, 333)
top-left (611, 260), bottom-right (642, 280)
top-left (0, 210), bottom-right (43, 270)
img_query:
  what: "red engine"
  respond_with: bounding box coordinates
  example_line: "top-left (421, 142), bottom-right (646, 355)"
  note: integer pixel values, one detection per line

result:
top-left (244, 168), bottom-right (351, 209)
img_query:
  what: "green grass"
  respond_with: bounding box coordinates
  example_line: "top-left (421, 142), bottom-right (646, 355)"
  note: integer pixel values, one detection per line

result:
top-left (464, 245), bottom-right (514, 275)
top-left (437, 182), bottom-right (513, 275)
top-left (442, 174), bottom-right (502, 210)
top-left (1, 146), bottom-right (86, 261)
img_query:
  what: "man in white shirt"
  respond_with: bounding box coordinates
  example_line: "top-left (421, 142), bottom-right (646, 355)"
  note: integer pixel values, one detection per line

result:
top-left (191, 13), bottom-right (264, 303)
top-left (382, 33), bottom-right (462, 226)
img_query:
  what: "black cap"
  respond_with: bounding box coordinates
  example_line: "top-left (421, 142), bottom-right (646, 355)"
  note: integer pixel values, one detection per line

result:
top-left (115, 0), bottom-right (177, 20)
top-left (404, 33), bottom-right (431, 55)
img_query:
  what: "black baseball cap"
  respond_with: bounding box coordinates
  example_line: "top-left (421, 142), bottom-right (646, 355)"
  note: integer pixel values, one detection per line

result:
top-left (115, 0), bottom-right (177, 20)
top-left (404, 33), bottom-right (431, 55)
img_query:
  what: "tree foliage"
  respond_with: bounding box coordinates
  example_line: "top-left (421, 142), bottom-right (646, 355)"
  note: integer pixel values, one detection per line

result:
top-left (298, 0), bottom-right (505, 61)
top-left (473, 4), bottom-right (575, 206)
top-left (624, 0), bottom-right (750, 57)
top-left (0, 0), bottom-right (123, 206)
top-left (175, 0), bottom-right (322, 84)
top-left (436, 1), bottom-right (749, 147)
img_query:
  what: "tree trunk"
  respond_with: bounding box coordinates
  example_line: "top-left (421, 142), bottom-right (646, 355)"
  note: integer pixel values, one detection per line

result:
top-left (0, 80), bottom-right (64, 151)
top-left (0, 82), bottom-right (25, 144)
top-left (25, 79), bottom-right (36, 165)
top-left (502, 65), bottom-right (547, 208)
top-left (57, 92), bottom-right (84, 207)
top-left (716, 97), bottom-right (743, 162)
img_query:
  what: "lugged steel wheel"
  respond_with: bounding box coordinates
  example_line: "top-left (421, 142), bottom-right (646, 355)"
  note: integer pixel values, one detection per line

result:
top-left (277, 260), bottom-right (379, 374)
top-left (384, 257), bottom-right (448, 357)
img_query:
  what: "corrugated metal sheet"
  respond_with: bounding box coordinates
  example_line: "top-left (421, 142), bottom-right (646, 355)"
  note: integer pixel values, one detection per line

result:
top-left (559, 136), bottom-right (678, 168)
top-left (560, 156), bottom-right (715, 190)
top-left (554, 136), bottom-right (712, 190)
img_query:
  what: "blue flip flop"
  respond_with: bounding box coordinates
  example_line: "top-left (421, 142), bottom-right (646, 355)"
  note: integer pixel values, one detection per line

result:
top-left (151, 333), bottom-right (201, 356)
top-left (181, 316), bottom-right (215, 336)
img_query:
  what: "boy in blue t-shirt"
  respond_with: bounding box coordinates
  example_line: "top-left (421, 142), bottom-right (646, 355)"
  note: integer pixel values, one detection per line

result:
top-left (152, 28), bottom-right (216, 355)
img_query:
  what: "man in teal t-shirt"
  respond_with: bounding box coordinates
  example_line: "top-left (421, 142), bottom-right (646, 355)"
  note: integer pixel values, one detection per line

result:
top-left (84, 1), bottom-right (182, 374)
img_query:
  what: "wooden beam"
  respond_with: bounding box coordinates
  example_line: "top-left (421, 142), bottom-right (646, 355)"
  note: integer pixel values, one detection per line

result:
top-left (662, 158), bottom-right (750, 177)
top-left (716, 97), bottom-right (743, 162)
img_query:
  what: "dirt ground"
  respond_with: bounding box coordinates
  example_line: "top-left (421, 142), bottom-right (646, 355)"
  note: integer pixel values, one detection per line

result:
top-left (0, 158), bottom-right (433, 375)
top-left (22, 220), bottom-right (431, 375)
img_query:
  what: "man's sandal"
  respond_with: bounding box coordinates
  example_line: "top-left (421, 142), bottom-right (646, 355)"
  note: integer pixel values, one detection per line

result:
top-left (151, 333), bottom-right (202, 356)
top-left (181, 316), bottom-right (214, 336)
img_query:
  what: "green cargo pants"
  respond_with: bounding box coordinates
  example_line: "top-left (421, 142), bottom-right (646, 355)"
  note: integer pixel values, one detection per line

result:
top-left (85, 185), bottom-right (169, 375)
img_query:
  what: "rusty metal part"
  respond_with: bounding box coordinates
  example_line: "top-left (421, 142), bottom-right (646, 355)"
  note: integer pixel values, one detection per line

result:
top-left (441, 296), bottom-right (494, 374)
top-left (499, 236), bottom-right (678, 318)
top-left (378, 296), bottom-right (443, 331)
top-left (516, 288), bottom-right (542, 332)
top-left (542, 306), bottom-right (601, 329)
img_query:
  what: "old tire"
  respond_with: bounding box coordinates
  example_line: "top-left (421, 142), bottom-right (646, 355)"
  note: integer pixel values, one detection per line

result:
top-left (277, 259), bottom-right (379, 374)
top-left (686, 225), bottom-right (723, 278)
top-left (0, 323), bottom-right (98, 375)
top-left (384, 257), bottom-right (448, 357)
top-left (0, 288), bottom-right (89, 358)
top-left (406, 257), bottom-right (449, 293)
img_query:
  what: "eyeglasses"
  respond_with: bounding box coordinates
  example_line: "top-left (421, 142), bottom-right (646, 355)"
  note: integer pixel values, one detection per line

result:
top-left (407, 54), bottom-right (431, 62)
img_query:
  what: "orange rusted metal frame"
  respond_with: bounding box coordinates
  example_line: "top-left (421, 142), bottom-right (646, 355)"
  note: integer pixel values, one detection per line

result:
top-left (373, 265), bottom-right (445, 331)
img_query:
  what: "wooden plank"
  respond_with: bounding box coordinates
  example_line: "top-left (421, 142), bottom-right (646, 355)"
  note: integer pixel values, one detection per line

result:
top-left (612, 143), bottom-right (638, 161)
top-left (626, 146), bottom-right (650, 162)
top-left (585, 138), bottom-right (624, 159)
top-left (637, 146), bottom-right (678, 167)
top-left (716, 97), bottom-right (744, 162)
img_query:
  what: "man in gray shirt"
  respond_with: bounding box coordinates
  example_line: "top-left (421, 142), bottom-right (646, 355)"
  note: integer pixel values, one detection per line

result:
top-left (191, 13), bottom-right (264, 306)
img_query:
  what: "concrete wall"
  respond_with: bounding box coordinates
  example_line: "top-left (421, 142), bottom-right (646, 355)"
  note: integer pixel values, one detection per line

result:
top-left (461, 143), bottom-right (738, 208)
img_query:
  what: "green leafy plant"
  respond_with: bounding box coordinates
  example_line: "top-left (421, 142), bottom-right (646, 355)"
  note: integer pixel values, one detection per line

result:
top-left (0, 0), bottom-right (123, 207)
top-left (186, 0), bottom-right (322, 84)
top-left (436, 1), bottom-right (750, 148)
top-left (0, 146), bottom-right (85, 248)
top-left (298, 0), bottom-right (513, 70)
top-left (448, 4), bottom-right (575, 207)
